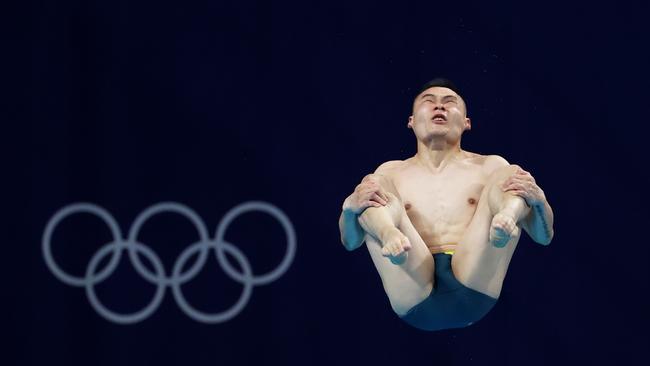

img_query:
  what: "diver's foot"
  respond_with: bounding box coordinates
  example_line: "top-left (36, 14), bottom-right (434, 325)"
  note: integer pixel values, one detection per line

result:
top-left (489, 211), bottom-right (520, 248)
top-left (380, 227), bottom-right (411, 265)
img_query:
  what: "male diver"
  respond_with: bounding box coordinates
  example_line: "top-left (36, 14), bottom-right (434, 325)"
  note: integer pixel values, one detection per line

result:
top-left (338, 78), bottom-right (554, 331)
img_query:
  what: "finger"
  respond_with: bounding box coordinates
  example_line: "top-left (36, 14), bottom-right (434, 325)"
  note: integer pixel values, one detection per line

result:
top-left (356, 188), bottom-right (371, 199)
top-left (522, 172), bottom-right (536, 184)
top-left (518, 170), bottom-right (535, 182)
top-left (509, 175), bottom-right (532, 184)
top-left (503, 175), bottom-right (525, 186)
top-left (508, 180), bottom-right (529, 189)
top-left (505, 182), bottom-right (526, 191)
top-left (369, 184), bottom-right (386, 196)
top-left (368, 201), bottom-right (382, 208)
top-left (503, 185), bottom-right (526, 194)
top-left (357, 186), bottom-right (376, 196)
top-left (375, 192), bottom-right (388, 206)
top-left (508, 190), bottom-right (528, 198)
top-left (361, 188), bottom-right (380, 200)
top-left (376, 190), bottom-right (389, 203)
top-left (371, 186), bottom-right (387, 201)
top-left (515, 174), bottom-right (535, 184)
top-left (371, 193), bottom-right (387, 205)
top-left (361, 181), bottom-right (378, 190)
top-left (501, 183), bottom-right (509, 191)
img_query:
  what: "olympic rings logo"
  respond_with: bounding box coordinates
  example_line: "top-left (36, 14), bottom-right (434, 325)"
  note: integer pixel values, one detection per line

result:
top-left (42, 201), bottom-right (296, 324)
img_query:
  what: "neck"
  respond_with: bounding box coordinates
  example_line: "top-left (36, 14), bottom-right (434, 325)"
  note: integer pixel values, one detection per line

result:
top-left (415, 138), bottom-right (463, 170)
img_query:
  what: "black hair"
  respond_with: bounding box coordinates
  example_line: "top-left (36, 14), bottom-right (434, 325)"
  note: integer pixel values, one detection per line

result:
top-left (414, 77), bottom-right (468, 114)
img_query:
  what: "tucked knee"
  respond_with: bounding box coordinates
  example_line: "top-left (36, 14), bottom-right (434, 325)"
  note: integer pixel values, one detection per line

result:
top-left (486, 164), bottom-right (519, 187)
top-left (485, 164), bottom-right (529, 215)
top-left (358, 189), bottom-right (404, 222)
top-left (363, 173), bottom-right (400, 198)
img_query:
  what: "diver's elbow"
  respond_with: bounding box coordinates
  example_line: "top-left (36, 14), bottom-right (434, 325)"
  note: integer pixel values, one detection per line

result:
top-left (536, 230), bottom-right (554, 246)
top-left (341, 237), bottom-right (363, 251)
top-left (341, 236), bottom-right (353, 251)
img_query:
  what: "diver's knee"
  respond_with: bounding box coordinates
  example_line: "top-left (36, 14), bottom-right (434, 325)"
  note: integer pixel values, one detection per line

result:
top-left (491, 164), bottom-right (518, 178)
top-left (361, 173), bottom-right (386, 187)
top-left (486, 164), bottom-right (519, 187)
top-left (363, 173), bottom-right (400, 197)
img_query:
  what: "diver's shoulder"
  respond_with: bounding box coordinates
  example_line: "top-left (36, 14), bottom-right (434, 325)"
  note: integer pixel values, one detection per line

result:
top-left (463, 152), bottom-right (510, 170)
top-left (483, 154), bottom-right (510, 168)
top-left (374, 160), bottom-right (406, 174)
top-left (479, 154), bottom-right (511, 176)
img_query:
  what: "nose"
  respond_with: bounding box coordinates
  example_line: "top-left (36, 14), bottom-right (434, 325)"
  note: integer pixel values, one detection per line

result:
top-left (433, 102), bottom-right (445, 110)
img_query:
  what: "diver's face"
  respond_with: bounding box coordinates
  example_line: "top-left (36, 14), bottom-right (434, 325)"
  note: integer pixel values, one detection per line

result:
top-left (408, 87), bottom-right (470, 142)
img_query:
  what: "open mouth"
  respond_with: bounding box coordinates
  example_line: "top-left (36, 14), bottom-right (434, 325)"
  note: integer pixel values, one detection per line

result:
top-left (432, 114), bottom-right (447, 122)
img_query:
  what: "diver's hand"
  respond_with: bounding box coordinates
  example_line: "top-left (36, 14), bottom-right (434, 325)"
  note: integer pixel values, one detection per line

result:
top-left (501, 167), bottom-right (546, 207)
top-left (342, 174), bottom-right (389, 214)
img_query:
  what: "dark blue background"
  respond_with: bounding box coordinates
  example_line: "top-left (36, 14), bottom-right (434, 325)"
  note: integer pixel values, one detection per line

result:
top-left (8, 0), bottom-right (649, 365)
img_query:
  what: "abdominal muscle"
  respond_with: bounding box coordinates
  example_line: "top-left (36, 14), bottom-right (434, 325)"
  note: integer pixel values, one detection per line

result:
top-left (394, 159), bottom-right (487, 255)
top-left (405, 207), bottom-right (476, 254)
top-left (414, 220), bottom-right (469, 254)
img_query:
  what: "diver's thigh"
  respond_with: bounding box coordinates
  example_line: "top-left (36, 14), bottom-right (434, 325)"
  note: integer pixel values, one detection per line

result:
top-left (365, 234), bottom-right (434, 315)
top-left (452, 190), bottom-right (522, 298)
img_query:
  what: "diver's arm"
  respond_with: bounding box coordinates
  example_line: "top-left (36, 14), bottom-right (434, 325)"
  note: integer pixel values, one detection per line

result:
top-left (523, 199), bottom-right (554, 245)
top-left (339, 202), bottom-right (366, 251)
top-left (501, 167), bottom-right (554, 245)
top-left (339, 176), bottom-right (389, 251)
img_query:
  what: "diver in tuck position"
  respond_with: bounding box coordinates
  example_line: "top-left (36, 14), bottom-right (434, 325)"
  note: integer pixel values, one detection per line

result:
top-left (338, 78), bottom-right (554, 331)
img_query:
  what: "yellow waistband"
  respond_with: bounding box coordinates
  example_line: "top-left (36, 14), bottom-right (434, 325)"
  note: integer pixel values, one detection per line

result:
top-left (431, 243), bottom-right (456, 255)
top-left (440, 244), bottom-right (456, 256)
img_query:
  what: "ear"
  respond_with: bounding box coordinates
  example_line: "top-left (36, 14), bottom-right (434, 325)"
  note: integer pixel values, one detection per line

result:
top-left (407, 116), bottom-right (413, 129)
top-left (465, 117), bottom-right (472, 131)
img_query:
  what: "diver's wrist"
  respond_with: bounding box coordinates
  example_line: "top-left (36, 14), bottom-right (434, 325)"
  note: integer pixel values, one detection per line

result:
top-left (342, 197), bottom-right (359, 215)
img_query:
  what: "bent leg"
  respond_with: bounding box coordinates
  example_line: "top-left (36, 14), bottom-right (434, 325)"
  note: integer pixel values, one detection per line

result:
top-left (452, 165), bottom-right (531, 299)
top-left (357, 177), bottom-right (434, 316)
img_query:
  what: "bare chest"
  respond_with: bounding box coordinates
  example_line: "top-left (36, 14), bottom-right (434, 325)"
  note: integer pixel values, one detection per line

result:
top-left (393, 168), bottom-right (487, 247)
